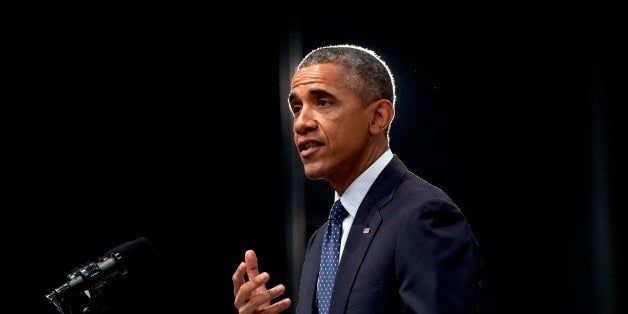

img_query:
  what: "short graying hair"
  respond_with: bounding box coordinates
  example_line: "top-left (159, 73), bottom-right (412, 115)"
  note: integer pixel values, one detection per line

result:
top-left (296, 44), bottom-right (396, 107)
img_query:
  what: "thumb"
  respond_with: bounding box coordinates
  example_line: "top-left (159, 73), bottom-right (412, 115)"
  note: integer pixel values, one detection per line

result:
top-left (245, 250), bottom-right (260, 279)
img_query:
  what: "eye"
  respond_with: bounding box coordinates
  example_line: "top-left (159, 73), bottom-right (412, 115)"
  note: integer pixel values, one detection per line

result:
top-left (292, 104), bottom-right (302, 114)
top-left (318, 99), bottom-right (330, 107)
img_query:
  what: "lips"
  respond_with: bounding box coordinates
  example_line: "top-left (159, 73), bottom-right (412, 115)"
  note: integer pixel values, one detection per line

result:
top-left (297, 139), bottom-right (324, 158)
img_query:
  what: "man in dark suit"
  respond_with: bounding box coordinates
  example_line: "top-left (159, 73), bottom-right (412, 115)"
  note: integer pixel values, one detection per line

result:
top-left (233, 45), bottom-right (481, 313)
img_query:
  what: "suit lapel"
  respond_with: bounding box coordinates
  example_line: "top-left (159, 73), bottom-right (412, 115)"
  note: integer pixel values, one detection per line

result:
top-left (329, 193), bottom-right (382, 313)
top-left (328, 156), bottom-right (407, 313)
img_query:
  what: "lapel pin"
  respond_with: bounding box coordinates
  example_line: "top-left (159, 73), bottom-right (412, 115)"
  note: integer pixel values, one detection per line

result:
top-left (363, 227), bottom-right (371, 234)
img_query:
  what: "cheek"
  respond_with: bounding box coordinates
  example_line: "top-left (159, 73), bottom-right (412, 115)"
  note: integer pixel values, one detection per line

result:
top-left (329, 128), bottom-right (359, 153)
top-left (345, 119), bottom-right (368, 141)
top-left (323, 113), bottom-right (366, 148)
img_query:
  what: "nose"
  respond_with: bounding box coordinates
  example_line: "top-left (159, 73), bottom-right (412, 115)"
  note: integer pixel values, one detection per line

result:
top-left (293, 104), bottom-right (317, 135)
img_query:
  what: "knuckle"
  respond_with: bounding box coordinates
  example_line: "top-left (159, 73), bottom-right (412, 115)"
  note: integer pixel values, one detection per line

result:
top-left (238, 305), bottom-right (248, 314)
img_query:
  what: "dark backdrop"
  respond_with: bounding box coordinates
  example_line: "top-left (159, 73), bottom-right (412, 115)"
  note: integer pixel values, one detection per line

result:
top-left (11, 4), bottom-right (623, 314)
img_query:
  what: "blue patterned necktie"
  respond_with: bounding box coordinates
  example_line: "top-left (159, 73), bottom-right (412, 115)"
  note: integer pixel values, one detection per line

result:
top-left (317, 200), bottom-right (348, 314)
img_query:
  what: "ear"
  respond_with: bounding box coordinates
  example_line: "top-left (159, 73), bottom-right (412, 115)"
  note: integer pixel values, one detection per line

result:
top-left (369, 99), bottom-right (394, 136)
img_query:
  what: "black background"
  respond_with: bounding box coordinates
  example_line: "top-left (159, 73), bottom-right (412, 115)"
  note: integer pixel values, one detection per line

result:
top-left (10, 3), bottom-right (624, 313)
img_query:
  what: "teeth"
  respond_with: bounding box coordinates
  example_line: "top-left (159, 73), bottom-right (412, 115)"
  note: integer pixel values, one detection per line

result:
top-left (302, 142), bottom-right (318, 151)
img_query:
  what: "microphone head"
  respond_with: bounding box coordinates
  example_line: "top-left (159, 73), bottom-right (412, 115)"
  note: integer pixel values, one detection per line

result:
top-left (103, 237), bottom-right (155, 271)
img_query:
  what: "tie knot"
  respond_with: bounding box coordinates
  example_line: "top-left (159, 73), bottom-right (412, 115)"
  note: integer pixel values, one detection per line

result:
top-left (329, 200), bottom-right (348, 224)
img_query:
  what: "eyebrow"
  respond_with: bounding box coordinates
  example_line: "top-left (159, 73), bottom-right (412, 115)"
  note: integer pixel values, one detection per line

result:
top-left (288, 88), bottom-right (335, 105)
top-left (308, 88), bottom-right (334, 99)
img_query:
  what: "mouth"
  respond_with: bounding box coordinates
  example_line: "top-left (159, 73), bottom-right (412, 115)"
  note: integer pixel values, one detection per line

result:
top-left (297, 139), bottom-right (324, 158)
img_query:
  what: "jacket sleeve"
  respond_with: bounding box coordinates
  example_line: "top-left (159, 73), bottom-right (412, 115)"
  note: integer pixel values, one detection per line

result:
top-left (395, 198), bottom-right (481, 313)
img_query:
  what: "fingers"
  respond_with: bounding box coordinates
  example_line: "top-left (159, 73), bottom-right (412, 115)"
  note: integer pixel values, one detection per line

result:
top-left (260, 298), bottom-right (291, 313)
top-left (234, 251), bottom-right (291, 313)
top-left (232, 262), bottom-right (247, 297)
top-left (239, 284), bottom-right (291, 314)
top-left (234, 272), bottom-right (270, 309)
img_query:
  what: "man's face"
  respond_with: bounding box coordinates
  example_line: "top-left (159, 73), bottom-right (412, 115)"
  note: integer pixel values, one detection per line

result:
top-left (289, 63), bottom-right (371, 181)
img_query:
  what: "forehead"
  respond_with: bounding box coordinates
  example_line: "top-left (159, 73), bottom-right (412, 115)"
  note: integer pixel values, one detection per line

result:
top-left (291, 63), bottom-right (346, 90)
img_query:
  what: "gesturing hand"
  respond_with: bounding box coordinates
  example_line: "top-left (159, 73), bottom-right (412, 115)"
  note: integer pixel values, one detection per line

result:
top-left (232, 250), bottom-right (291, 313)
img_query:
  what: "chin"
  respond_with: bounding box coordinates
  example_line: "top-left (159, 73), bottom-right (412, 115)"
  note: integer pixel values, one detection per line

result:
top-left (303, 163), bottom-right (326, 180)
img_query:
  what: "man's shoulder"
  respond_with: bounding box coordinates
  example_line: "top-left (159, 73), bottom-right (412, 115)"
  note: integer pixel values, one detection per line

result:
top-left (397, 170), bottom-right (454, 203)
top-left (373, 156), bottom-right (456, 209)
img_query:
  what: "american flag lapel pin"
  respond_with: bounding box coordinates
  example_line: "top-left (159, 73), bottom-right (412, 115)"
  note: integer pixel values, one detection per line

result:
top-left (363, 227), bottom-right (371, 234)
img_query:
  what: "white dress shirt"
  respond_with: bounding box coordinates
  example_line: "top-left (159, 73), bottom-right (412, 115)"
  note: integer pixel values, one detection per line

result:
top-left (334, 149), bottom-right (393, 261)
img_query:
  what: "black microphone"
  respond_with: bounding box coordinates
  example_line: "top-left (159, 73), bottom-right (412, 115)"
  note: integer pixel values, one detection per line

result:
top-left (45, 237), bottom-right (155, 313)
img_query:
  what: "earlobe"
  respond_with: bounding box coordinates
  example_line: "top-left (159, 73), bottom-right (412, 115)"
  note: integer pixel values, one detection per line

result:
top-left (369, 100), bottom-right (394, 135)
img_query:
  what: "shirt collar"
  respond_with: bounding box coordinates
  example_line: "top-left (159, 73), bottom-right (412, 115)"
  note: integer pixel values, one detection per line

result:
top-left (335, 149), bottom-right (394, 217)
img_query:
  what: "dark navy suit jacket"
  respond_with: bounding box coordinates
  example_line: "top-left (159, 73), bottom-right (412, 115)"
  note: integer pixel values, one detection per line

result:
top-left (296, 156), bottom-right (481, 313)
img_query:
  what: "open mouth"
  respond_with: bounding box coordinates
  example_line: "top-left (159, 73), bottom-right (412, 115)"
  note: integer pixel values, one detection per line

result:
top-left (298, 140), bottom-right (324, 157)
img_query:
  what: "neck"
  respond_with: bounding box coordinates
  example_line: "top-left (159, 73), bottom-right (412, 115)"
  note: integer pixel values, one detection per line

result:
top-left (329, 140), bottom-right (388, 195)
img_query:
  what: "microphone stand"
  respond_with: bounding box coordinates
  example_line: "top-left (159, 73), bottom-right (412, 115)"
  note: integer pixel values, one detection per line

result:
top-left (45, 258), bottom-right (119, 314)
top-left (46, 289), bottom-right (110, 314)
